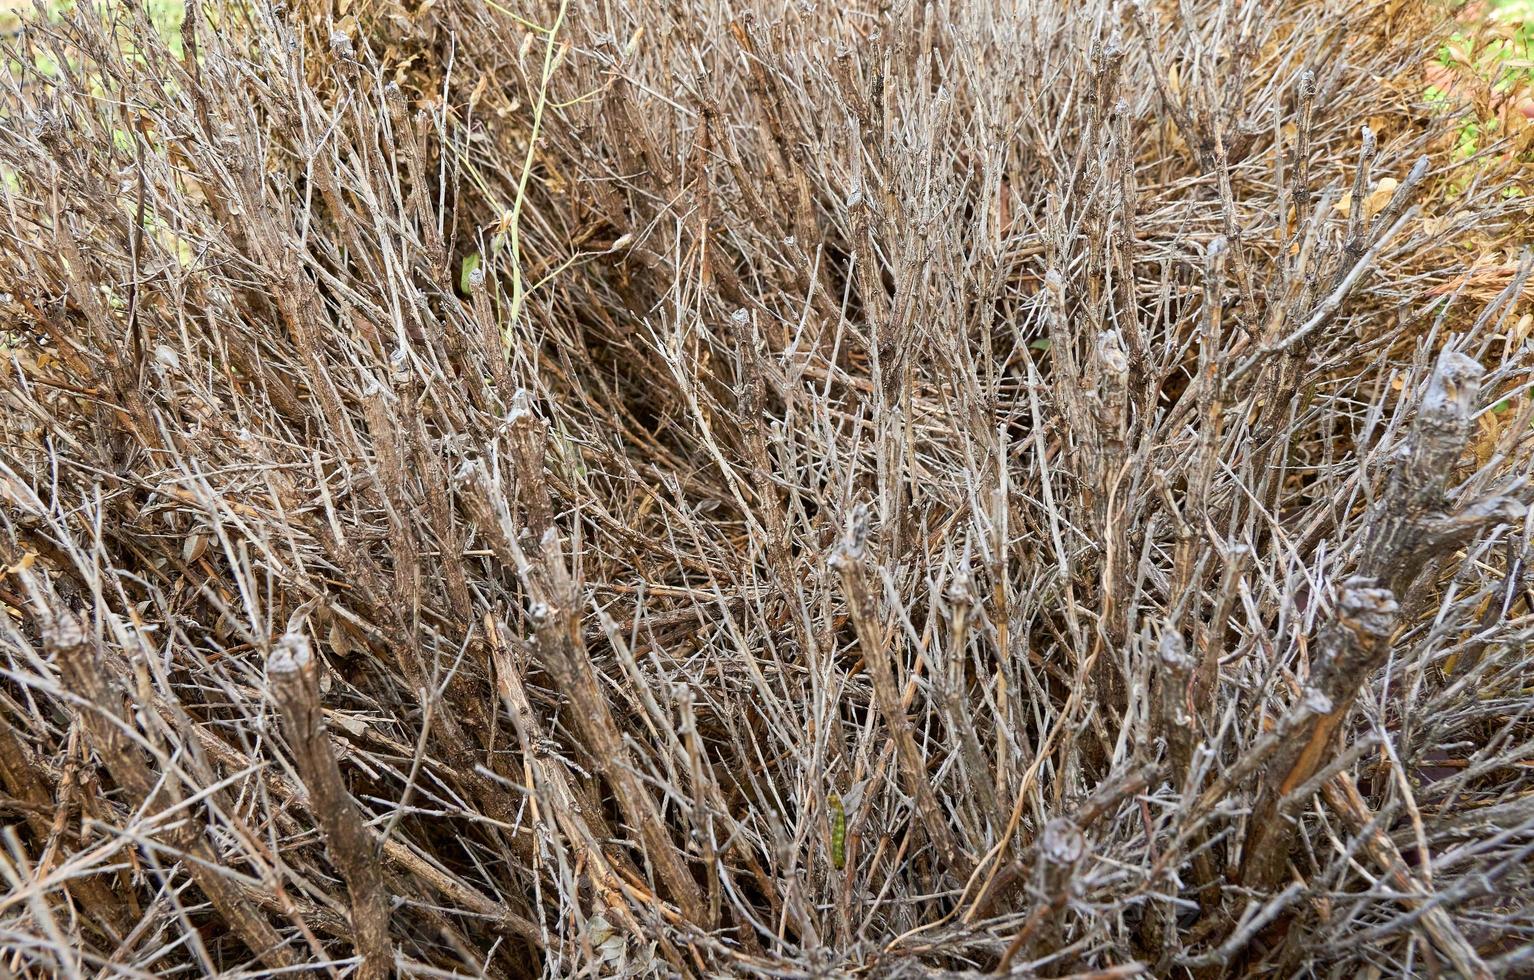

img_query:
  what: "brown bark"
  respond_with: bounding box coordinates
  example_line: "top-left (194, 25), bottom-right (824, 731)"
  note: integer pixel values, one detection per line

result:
top-left (267, 630), bottom-right (395, 980)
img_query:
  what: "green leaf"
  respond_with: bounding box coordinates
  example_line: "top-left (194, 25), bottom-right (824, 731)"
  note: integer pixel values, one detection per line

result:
top-left (460, 251), bottom-right (482, 293)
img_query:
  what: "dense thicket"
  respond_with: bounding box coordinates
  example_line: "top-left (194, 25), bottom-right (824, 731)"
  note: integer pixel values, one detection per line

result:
top-left (1, 0), bottom-right (1531, 975)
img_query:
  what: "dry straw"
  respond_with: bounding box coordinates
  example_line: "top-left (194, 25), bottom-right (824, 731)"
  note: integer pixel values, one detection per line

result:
top-left (1, 0), bottom-right (1531, 975)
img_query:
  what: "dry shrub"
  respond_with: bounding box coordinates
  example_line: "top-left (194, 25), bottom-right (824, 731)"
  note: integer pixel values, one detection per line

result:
top-left (1, 0), bottom-right (1532, 976)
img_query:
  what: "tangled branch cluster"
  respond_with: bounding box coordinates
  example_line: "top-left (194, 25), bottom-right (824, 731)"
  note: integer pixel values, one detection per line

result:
top-left (1, 0), bottom-right (1531, 975)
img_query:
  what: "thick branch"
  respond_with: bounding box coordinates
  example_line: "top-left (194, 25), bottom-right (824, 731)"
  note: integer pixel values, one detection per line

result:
top-left (1240, 582), bottom-right (1398, 890)
top-left (268, 630), bottom-right (394, 980)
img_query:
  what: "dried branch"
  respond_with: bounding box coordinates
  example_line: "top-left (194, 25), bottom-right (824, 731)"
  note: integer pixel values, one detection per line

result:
top-left (267, 628), bottom-right (394, 980)
top-left (0, 0), bottom-right (1528, 974)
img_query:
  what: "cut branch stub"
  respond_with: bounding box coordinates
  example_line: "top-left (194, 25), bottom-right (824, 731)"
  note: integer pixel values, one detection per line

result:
top-left (994, 817), bottom-right (1088, 972)
top-left (1154, 628), bottom-right (1197, 790)
top-left (1397, 350), bottom-right (1482, 509)
top-left (1361, 349), bottom-right (1525, 595)
top-left (268, 629), bottom-right (395, 980)
top-left (832, 512), bottom-right (972, 881)
top-left (1040, 817), bottom-right (1086, 867)
top-left (1240, 580), bottom-right (1399, 891)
